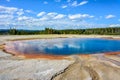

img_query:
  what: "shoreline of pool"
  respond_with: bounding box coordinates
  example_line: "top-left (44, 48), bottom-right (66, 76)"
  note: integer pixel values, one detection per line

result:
top-left (0, 35), bottom-right (120, 59)
top-left (1, 35), bottom-right (120, 59)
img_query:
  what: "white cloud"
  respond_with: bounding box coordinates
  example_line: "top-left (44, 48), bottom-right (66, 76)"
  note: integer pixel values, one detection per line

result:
top-left (17, 16), bottom-right (31, 21)
top-left (38, 12), bottom-right (65, 20)
top-left (0, 6), bottom-right (111, 29)
top-left (0, 6), bottom-right (35, 27)
top-left (109, 24), bottom-right (120, 27)
top-left (43, 1), bottom-right (48, 4)
top-left (71, 1), bottom-right (88, 7)
top-left (0, 5), bottom-right (34, 16)
top-left (0, 14), bottom-right (13, 19)
top-left (47, 12), bottom-right (58, 17)
top-left (0, 8), bottom-right (97, 29)
top-left (105, 15), bottom-right (115, 19)
top-left (16, 9), bottom-right (24, 16)
top-left (79, 1), bottom-right (88, 6)
top-left (61, 5), bottom-right (67, 8)
top-left (53, 14), bottom-right (66, 19)
top-left (25, 10), bottom-right (33, 13)
top-left (0, 14), bottom-right (107, 29)
top-left (39, 17), bottom-right (49, 21)
top-left (37, 12), bottom-right (66, 21)
top-left (68, 14), bottom-right (94, 20)
top-left (0, 6), bottom-right (18, 14)
top-left (62, 1), bottom-right (88, 8)
top-left (71, 1), bottom-right (78, 7)
top-left (37, 12), bottom-right (46, 17)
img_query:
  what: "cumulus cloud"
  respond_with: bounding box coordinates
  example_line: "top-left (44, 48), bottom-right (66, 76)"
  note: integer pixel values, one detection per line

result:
top-left (0, 6), bottom-right (18, 14)
top-left (105, 15), bottom-right (115, 19)
top-left (0, 7), bottom-right (97, 29)
top-left (53, 14), bottom-right (66, 19)
top-left (17, 16), bottom-right (31, 21)
top-left (68, 14), bottom-right (94, 20)
top-left (37, 12), bottom-right (46, 17)
top-left (61, 1), bottom-right (88, 9)
top-left (0, 5), bottom-right (33, 16)
top-left (37, 12), bottom-right (65, 20)
top-left (71, 1), bottom-right (78, 7)
top-left (0, 6), bottom-right (110, 30)
top-left (0, 14), bottom-right (13, 19)
top-left (0, 5), bottom-right (35, 28)
top-left (25, 10), bottom-right (34, 13)
top-left (71, 1), bottom-right (88, 7)
top-left (0, 14), bottom-right (106, 29)
top-left (39, 16), bottom-right (49, 21)
top-left (16, 9), bottom-right (24, 16)
top-left (47, 12), bottom-right (57, 16)
top-left (37, 12), bottom-right (94, 21)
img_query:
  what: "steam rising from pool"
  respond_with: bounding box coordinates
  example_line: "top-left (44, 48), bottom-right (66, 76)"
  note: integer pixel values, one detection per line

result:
top-left (4, 38), bottom-right (120, 55)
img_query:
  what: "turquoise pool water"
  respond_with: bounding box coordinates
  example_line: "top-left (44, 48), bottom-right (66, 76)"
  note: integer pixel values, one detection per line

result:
top-left (5, 38), bottom-right (120, 55)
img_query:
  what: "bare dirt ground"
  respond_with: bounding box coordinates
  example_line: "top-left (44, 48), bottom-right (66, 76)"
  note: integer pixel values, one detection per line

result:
top-left (0, 35), bottom-right (120, 80)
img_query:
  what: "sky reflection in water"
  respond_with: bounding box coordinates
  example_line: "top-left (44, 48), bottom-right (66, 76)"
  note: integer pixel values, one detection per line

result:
top-left (5, 38), bottom-right (120, 55)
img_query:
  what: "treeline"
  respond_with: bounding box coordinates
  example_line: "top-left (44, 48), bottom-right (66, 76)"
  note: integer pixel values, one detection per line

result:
top-left (43, 27), bottom-right (120, 35)
top-left (0, 27), bottom-right (120, 35)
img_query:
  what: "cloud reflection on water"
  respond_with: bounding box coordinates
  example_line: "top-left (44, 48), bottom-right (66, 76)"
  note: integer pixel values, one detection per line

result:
top-left (4, 38), bottom-right (120, 55)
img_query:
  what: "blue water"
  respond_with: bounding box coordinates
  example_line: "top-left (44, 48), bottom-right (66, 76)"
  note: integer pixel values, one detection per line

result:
top-left (5, 38), bottom-right (120, 55)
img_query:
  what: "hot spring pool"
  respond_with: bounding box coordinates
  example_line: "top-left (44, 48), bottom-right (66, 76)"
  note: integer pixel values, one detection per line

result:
top-left (4, 38), bottom-right (120, 55)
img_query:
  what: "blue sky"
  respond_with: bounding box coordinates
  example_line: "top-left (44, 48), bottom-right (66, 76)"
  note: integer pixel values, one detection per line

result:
top-left (0, 0), bottom-right (120, 30)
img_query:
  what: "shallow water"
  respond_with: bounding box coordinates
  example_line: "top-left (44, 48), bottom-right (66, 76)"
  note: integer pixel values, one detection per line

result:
top-left (4, 38), bottom-right (120, 55)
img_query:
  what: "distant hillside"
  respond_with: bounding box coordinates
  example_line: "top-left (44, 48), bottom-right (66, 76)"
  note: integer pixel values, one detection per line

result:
top-left (0, 27), bottom-right (120, 35)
